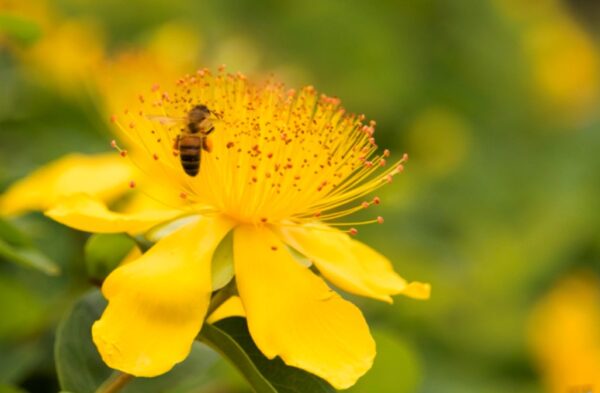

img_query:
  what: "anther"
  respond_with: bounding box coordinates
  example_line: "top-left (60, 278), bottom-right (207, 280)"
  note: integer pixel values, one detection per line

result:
top-left (361, 201), bottom-right (370, 208)
top-left (373, 196), bottom-right (381, 205)
top-left (153, 153), bottom-right (159, 160)
top-left (110, 140), bottom-right (118, 149)
top-left (377, 216), bottom-right (384, 224)
top-left (383, 149), bottom-right (390, 157)
top-left (349, 228), bottom-right (358, 236)
top-left (271, 246), bottom-right (278, 251)
top-left (110, 115), bottom-right (116, 123)
top-left (129, 181), bottom-right (136, 188)
top-left (380, 159), bottom-right (386, 167)
top-left (120, 150), bottom-right (128, 158)
top-left (402, 153), bottom-right (409, 162)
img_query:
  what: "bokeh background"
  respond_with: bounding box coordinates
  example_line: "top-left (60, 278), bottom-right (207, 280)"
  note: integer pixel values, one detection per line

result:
top-left (1, 0), bottom-right (600, 392)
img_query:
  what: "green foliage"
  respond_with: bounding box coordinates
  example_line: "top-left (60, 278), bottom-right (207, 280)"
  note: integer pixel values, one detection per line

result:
top-left (199, 317), bottom-right (335, 393)
top-left (55, 290), bottom-right (219, 393)
top-left (347, 329), bottom-right (421, 393)
top-left (84, 234), bottom-right (136, 282)
top-left (0, 218), bottom-right (59, 276)
top-left (0, 14), bottom-right (41, 46)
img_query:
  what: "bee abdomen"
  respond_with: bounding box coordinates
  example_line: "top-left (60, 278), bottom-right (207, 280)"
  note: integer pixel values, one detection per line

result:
top-left (179, 136), bottom-right (202, 177)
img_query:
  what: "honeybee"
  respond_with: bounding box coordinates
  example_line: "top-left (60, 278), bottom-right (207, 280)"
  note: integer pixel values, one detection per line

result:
top-left (147, 104), bottom-right (219, 177)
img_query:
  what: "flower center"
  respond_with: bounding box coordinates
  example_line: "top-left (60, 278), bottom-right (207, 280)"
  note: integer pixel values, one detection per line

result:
top-left (110, 68), bottom-right (406, 230)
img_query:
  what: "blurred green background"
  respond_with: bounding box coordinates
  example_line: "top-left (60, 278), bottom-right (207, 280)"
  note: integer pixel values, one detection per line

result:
top-left (1, 0), bottom-right (600, 392)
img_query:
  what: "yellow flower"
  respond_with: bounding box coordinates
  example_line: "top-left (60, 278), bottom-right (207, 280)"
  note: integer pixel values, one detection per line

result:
top-left (44, 69), bottom-right (430, 389)
top-left (0, 153), bottom-right (132, 217)
top-left (528, 273), bottom-right (600, 393)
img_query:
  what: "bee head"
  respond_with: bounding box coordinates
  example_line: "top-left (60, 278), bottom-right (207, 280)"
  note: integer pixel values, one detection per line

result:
top-left (189, 104), bottom-right (211, 123)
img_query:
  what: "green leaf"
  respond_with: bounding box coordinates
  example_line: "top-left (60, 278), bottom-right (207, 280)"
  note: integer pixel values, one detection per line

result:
top-left (0, 218), bottom-right (60, 276)
top-left (346, 328), bottom-right (421, 393)
top-left (55, 289), bottom-right (219, 393)
top-left (199, 317), bottom-right (336, 393)
top-left (0, 14), bottom-right (41, 46)
top-left (84, 234), bottom-right (136, 281)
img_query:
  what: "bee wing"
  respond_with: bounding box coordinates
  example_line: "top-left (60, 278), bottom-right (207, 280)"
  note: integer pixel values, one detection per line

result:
top-left (145, 115), bottom-right (186, 126)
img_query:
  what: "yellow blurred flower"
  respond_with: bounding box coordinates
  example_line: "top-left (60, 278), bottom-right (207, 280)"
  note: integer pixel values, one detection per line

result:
top-left (96, 22), bottom-right (202, 119)
top-left (495, 0), bottom-right (600, 124)
top-left (529, 272), bottom-right (600, 392)
top-left (23, 18), bottom-right (105, 91)
top-left (43, 69), bottom-right (430, 388)
top-left (523, 16), bottom-right (599, 122)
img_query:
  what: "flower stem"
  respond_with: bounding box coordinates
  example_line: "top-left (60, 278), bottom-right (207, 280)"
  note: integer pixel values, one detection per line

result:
top-left (206, 278), bottom-right (237, 319)
top-left (95, 372), bottom-right (133, 393)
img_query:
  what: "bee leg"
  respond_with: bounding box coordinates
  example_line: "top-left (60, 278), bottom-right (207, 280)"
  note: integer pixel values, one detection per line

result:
top-left (202, 137), bottom-right (213, 152)
top-left (205, 126), bottom-right (215, 135)
top-left (173, 135), bottom-right (181, 151)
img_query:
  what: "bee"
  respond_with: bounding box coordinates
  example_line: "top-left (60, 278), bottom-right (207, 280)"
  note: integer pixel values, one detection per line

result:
top-left (147, 104), bottom-right (219, 177)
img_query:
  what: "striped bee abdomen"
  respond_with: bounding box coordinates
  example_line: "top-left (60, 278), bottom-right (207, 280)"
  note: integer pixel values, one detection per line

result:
top-left (178, 135), bottom-right (202, 177)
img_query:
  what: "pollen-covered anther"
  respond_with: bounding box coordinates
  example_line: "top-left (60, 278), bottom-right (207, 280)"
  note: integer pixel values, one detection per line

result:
top-left (386, 174), bottom-right (393, 183)
top-left (379, 159), bottom-right (386, 167)
top-left (361, 201), bottom-right (370, 209)
top-left (369, 137), bottom-right (376, 145)
top-left (110, 140), bottom-right (118, 149)
top-left (383, 149), bottom-right (390, 158)
top-left (349, 228), bottom-right (358, 236)
top-left (377, 216), bottom-right (384, 224)
top-left (119, 150), bottom-right (128, 158)
top-left (373, 196), bottom-right (381, 205)
top-left (402, 153), bottom-right (409, 162)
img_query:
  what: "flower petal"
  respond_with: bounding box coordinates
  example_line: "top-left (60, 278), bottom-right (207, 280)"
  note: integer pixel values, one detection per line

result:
top-left (0, 153), bottom-right (132, 216)
top-left (45, 194), bottom-right (180, 234)
top-left (92, 215), bottom-right (233, 376)
top-left (279, 225), bottom-right (431, 302)
top-left (234, 225), bottom-right (375, 389)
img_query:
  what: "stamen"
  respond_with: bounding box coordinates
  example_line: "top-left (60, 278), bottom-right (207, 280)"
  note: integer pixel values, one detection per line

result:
top-left (109, 71), bottom-right (406, 230)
